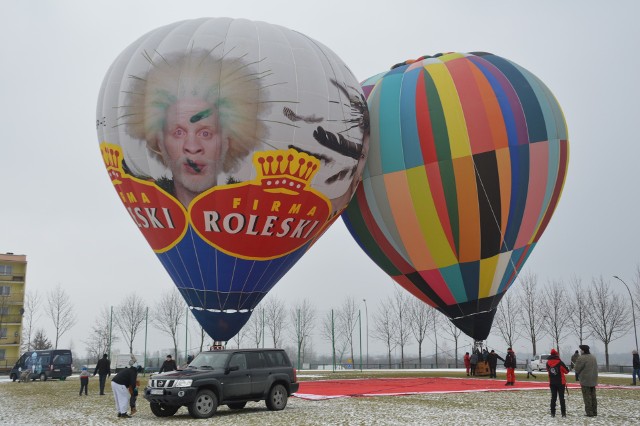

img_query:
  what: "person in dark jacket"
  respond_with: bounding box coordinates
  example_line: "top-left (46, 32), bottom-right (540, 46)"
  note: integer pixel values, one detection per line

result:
top-left (504, 348), bottom-right (517, 386)
top-left (570, 350), bottom-right (580, 381)
top-left (631, 349), bottom-right (639, 386)
top-left (574, 344), bottom-right (598, 417)
top-left (487, 350), bottom-right (504, 378)
top-left (546, 348), bottom-right (569, 417)
top-left (469, 351), bottom-right (478, 376)
top-left (111, 359), bottom-right (138, 418)
top-left (93, 353), bottom-right (111, 395)
top-left (159, 354), bottom-right (178, 373)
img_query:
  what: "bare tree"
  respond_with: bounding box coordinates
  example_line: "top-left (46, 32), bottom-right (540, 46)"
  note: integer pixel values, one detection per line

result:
top-left (431, 308), bottom-right (440, 367)
top-left (231, 326), bottom-right (245, 349)
top-left (45, 284), bottom-right (77, 349)
top-left (407, 298), bottom-right (433, 368)
top-left (542, 280), bottom-right (571, 354)
top-left (390, 287), bottom-right (412, 368)
top-left (263, 297), bottom-right (286, 348)
top-left (587, 276), bottom-right (632, 368)
top-left (336, 297), bottom-right (359, 366)
top-left (84, 307), bottom-right (118, 361)
top-left (517, 272), bottom-right (545, 356)
top-left (289, 299), bottom-right (316, 369)
top-left (494, 291), bottom-right (520, 348)
top-left (245, 308), bottom-right (264, 348)
top-left (441, 315), bottom-right (463, 368)
top-left (372, 297), bottom-right (397, 367)
top-left (189, 311), bottom-right (210, 353)
top-left (32, 328), bottom-right (52, 350)
top-left (115, 293), bottom-right (148, 354)
top-left (195, 325), bottom-right (209, 352)
top-left (568, 276), bottom-right (591, 345)
top-left (320, 309), bottom-right (349, 366)
top-left (153, 289), bottom-right (185, 359)
top-left (19, 290), bottom-right (40, 352)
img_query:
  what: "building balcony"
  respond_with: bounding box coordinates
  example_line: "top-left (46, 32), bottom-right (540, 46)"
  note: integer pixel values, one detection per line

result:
top-left (0, 275), bottom-right (25, 283)
top-left (0, 315), bottom-right (23, 324)
top-left (0, 293), bottom-right (24, 304)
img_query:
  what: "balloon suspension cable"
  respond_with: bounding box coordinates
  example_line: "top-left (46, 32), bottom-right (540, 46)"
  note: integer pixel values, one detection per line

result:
top-left (471, 159), bottom-right (521, 308)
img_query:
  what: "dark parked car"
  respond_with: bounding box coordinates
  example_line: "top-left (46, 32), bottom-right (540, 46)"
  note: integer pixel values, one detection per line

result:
top-left (9, 350), bottom-right (73, 381)
top-left (144, 348), bottom-right (299, 419)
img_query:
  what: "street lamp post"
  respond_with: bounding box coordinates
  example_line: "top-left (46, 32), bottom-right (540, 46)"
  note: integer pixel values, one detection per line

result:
top-left (362, 299), bottom-right (369, 369)
top-left (613, 275), bottom-right (638, 351)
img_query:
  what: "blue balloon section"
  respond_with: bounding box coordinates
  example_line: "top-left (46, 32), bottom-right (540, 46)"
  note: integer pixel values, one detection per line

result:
top-left (157, 226), bottom-right (309, 341)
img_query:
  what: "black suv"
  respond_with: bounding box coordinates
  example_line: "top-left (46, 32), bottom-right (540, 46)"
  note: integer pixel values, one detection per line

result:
top-left (144, 348), bottom-right (299, 419)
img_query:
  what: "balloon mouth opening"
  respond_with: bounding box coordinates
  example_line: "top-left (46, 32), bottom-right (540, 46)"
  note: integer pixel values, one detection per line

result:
top-left (190, 307), bottom-right (252, 314)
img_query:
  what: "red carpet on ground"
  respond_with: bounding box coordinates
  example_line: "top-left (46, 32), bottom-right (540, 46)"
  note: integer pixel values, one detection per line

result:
top-left (294, 377), bottom-right (583, 400)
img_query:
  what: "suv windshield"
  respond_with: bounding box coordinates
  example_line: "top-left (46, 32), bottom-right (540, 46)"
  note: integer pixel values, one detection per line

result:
top-left (189, 352), bottom-right (230, 369)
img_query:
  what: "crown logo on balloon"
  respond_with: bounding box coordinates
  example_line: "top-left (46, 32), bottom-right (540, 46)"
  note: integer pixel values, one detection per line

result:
top-left (253, 148), bottom-right (320, 194)
top-left (101, 143), bottom-right (126, 184)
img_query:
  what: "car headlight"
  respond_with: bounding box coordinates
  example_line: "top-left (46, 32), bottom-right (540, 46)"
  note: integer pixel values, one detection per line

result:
top-left (173, 379), bottom-right (193, 388)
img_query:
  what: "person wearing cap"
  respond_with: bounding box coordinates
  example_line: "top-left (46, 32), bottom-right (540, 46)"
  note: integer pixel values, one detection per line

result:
top-left (546, 349), bottom-right (569, 417)
top-left (79, 366), bottom-right (90, 396)
top-left (159, 354), bottom-right (178, 373)
top-left (574, 344), bottom-right (598, 417)
top-left (111, 357), bottom-right (139, 419)
top-left (93, 353), bottom-right (111, 395)
top-left (503, 347), bottom-right (517, 386)
top-left (631, 349), bottom-right (639, 386)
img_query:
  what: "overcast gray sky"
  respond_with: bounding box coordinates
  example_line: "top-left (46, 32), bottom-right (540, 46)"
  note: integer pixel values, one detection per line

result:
top-left (2, 0), bottom-right (639, 360)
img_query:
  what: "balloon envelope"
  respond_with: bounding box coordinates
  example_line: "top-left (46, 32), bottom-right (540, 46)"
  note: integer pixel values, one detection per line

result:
top-left (97, 18), bottom-right (368, 340)
top-left (343, 52), bottom-right (569, 340)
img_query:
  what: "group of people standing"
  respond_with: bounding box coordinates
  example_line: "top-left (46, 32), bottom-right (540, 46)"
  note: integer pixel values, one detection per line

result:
top-left (463, 347), bottom-right (514, 381)
top-left (77, 353), bottom-right (182, 419)
top-left (463, 344), bottom-right (602, 418)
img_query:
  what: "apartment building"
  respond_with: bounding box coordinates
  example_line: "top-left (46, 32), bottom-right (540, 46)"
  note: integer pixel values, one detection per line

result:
top-left (0, 253), bottom-right (26, 369)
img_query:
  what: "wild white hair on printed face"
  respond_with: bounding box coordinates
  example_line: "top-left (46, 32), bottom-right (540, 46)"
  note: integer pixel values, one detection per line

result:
top-left (123, 49), bottom-right (268, 174)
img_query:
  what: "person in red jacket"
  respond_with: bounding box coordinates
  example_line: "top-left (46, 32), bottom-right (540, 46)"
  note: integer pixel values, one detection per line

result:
top-left (463, 352), bottom-right (471, 376)
top-left (503, 348), bottom-right (517, 385)
top-left (546, 348), bottom-right (569, 418)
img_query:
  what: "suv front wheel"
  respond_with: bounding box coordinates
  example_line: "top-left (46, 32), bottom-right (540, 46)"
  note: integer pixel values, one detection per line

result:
top-left (265, 384), bottom-right (288, 411)
top-left (150, 402), bottom-right (179, 417)
top-left (188, 389), bottom-right (218, 419)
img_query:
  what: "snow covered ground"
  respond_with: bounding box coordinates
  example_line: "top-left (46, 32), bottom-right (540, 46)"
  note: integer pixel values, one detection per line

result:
top-left (0, 372), bottom-right (638, 425)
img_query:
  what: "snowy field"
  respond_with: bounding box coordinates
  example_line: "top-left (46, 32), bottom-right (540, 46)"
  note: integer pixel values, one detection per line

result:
top-left (1, 372), bottom-right (638, 425)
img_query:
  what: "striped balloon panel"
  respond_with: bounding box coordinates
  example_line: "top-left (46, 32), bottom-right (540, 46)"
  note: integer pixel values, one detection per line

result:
top-left (343, 52), bottom-right (569, 338)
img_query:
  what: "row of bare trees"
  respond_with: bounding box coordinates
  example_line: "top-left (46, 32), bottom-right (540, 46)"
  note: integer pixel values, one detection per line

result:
top-left (495, 272), bottom-right (637, 368)
top-left (16, 265), bottom-right (639, 369)
top-left (19, 284), bottom-right (77, 352)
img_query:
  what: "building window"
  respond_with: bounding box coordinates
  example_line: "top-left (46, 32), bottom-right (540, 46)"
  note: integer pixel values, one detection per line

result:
top-left (0, 265), bottom-right (12, 275)
top-left (0, 286), bottom-right (10, 296)
top-left (0, 328), bottom-right (7, 339)
top-left (0, 349), bottom-right (5, 360)
top-left (0, 307), bottom-right (9, 315)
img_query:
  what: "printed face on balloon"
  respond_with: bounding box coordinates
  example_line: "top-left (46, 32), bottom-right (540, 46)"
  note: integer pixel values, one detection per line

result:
top-left (99, 42), bottom-right (368, 258)
top-left (159, 99), bottom-right (229, 207)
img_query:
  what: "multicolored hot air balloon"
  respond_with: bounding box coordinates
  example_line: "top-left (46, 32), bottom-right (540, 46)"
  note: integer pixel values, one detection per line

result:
top-left (97, 18), bottom-right (368, 341)
top-left (343, 52), bottom-right (569, 340)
